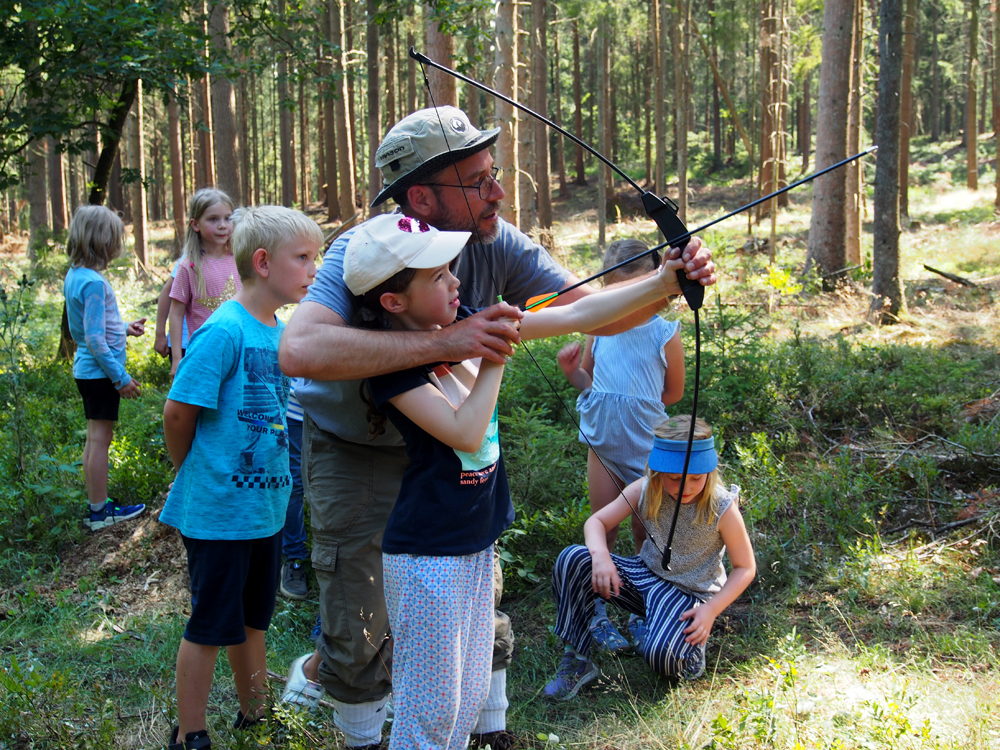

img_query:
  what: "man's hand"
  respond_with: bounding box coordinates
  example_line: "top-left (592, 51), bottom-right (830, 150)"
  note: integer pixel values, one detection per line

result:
top-left (436, 302), bottom-right (523, 364)
top-left (127, 318), bottom-right (147, 337)
top-left (666, 236), bottom-right (716, 287)
top-left (118, 379), bottom-right (141, 399)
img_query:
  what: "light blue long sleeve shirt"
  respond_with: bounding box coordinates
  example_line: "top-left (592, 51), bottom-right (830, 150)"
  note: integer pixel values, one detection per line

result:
top-left (64, 266), bottom-right (130, 387)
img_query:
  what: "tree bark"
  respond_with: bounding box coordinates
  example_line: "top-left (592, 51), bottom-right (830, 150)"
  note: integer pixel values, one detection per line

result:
top-left (128, 80), bottom-right (148, 268)
top-left (425, 5), bottom-right (458, 106)
top-left (899, 0), bottom-right (917, 217)
top-left (967, 0), bottom-right (979, 189)
top-left (804, 0), bottom-right (853, 283)
top-left (48, 137), bottom-right (66, 232)
top-left (494, 0), bottom-right (519, 227)
top-left (675, 0), bottom-right (689, 223)
top-left (89, 79), bottom-right (139, 206)
top-left (532, 0), bottom-right (551, 229)
top-left (168, 92), bottom-right (185, 257)
top-left (654, 0), bottom-right (666, 194)
top-left (871, 0), bottom-right (906, 323)
top-left (994, 0), bottom-right (1000, 209)
top-left (332, 0), bottom-right (355, 218)
top-left (573, 19), bottom-right (586, 186)
top-left (553, 22), bottom-right (568, 197)
top-left (846, 0), bottom-right (863, 266)
top-left (367, 0), bottom-right (382, 214)
top-left (28, 138), bottom-right (48, 259)
top-left (299, 73), bottom-right (310, 207)
top-left (324, 2), bottom-right (340, 220)
top-left (210, 2), bottom-right (241, 202)
top-left (597, 29), bottom-right (607, 247)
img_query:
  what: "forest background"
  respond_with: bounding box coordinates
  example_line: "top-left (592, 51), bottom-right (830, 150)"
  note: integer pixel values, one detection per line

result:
top-left (1, 0), bottom-right (999, 748)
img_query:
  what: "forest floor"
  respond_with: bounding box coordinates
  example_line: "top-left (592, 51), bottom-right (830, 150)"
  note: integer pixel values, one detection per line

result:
top-left (2, 141), bottom-right (1000, 749)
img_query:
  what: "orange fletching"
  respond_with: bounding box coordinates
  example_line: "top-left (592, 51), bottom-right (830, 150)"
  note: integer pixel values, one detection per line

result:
top-left (525, 292), bottom-right (559, 311)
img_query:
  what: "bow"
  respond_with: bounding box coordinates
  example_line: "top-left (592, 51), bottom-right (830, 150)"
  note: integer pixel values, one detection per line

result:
top-left (410, 47), bottom-right (875, 571)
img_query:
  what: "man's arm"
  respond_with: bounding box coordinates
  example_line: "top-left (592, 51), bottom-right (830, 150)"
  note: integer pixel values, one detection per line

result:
top-left (279, 300), bottom-right (524, 381)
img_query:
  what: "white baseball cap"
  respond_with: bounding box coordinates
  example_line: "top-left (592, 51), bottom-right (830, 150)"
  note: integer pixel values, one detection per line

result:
top-left (343, 213), bottom-right (471, 295)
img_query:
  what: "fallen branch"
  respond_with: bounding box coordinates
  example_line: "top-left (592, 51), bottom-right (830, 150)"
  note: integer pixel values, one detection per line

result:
top-left (923, 264), bottom-right (977, 287)
top-left (885, 514), bottom-right (985, 537)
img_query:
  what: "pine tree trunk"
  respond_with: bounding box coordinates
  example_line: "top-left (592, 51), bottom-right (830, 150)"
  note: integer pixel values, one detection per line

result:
top-left (553, 22), bottom-right (568, 197)
top-left (299, 74), bottom-right (310, 207)
top-left (968, 0), bottom-right (979, 189)
top-left (494, 0), bottom-right (519, 227)
top-left (899, 0), bottom-right (917, 217)
top-left (28, 138), bottom-right (48, 260)
top-left (332, 0), bottom-right (355, 219)
top-left (89, 79), bottom-right (138, 206)
top-left (597, 29), bottom-right (607, 247)
top-left (425, 5), bottom-right (457, 106)
top-left (168, 92), bottom-right (186, 257)
top-left (846, 0), bottom-right (863, 266)
top-left (654, 0), bottom-right (666, 194)
top-left (324, 3), bottom-right (340, 220)
top-left (573, 19), bottom-right (586, 186)
top-left (210, 2), bottom-right (241, 202)
top-left (805, 0), bottom-right (853, 283)
top-left (674, 0), bottom-right (689, 224)
top-left (532, 0), bottom-right (552, 229)
top-left (128, 82), bottom-right (148, 268)
top-left (871, 0), bottom-right (906, 323)
top-left (517, 0), bottom-right (534, 233)
top-left (367, 0), bottom-right (382, 214)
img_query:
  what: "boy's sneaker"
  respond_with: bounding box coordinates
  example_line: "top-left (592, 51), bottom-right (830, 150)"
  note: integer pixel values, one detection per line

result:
top-left (280, 653), bottom-right (324, 710)
top-left (543, 652), bottom-right (599, 701)
top-left (280, 559), bottom-right (308, 600)
top-left (168, 727), bottom-right (212, 750)
top-left (84, 501), bottom-right (145, 531)
top-left (588, 614), bottom-right (629, 653)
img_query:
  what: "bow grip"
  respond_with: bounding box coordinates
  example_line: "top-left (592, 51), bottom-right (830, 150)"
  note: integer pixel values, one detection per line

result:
top-left (641, 192), bottom-right (704, 311)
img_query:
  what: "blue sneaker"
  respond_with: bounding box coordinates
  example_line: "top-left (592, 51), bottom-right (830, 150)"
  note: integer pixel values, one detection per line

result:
top-left (543, 651), bottom-right (599, 701)
top-left (84, 501), bottom-right (145, 531)
top-left (588, 614), bottom-right (629, 653)
top-left (628, 615), bottom-right (647, 653)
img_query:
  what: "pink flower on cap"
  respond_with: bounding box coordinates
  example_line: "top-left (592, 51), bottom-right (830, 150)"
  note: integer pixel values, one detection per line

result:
top-left (397, 217), bottom-right (431, 233)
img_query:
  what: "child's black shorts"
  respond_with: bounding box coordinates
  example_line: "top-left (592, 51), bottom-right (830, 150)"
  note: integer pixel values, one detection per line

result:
top-left (75, 377), bottom-right (121, 421)
top-left (181, 531), bottom-right (282, 646)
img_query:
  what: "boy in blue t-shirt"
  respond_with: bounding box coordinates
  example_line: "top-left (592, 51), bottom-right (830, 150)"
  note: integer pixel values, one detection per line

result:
top-left (160, 205), bottom-right (322, 750)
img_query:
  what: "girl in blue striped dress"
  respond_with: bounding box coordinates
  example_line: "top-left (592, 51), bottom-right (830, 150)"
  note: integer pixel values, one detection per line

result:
top-left (543, 416), bottom-right (755, 699)
top-left (557, 239), bottom-right (685, 650)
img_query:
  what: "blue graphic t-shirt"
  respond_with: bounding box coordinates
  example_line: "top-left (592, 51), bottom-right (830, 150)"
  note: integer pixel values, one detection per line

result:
top-left (160, 300), bottom-right (291, 540)
top-left (368, 309), bottom-right (514, 556)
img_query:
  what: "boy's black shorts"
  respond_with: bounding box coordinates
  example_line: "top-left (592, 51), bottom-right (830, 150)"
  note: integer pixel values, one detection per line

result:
top-left (75, 377), bottom-right (121, 421)
top-left (181, 531), bottom-right (282, 646)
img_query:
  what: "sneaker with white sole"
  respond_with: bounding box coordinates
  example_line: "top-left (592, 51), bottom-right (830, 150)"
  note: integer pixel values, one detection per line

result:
top-left (280, 653), bottom-right (324, 709)
top-left (84, 501), bottom-right (145, 531)
top-left (543, 651), bottom-right (599, 701)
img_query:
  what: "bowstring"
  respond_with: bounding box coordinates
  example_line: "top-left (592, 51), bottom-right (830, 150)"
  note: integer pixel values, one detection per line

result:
top-left (416, 61), bottom-right (667, 557)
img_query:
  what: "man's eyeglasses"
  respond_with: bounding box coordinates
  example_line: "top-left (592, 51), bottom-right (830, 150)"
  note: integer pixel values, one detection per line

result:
top-left (421, 166), bottom-right (503, 201)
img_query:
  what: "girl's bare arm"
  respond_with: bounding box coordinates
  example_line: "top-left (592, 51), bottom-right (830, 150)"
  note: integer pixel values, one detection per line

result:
top-left (661, 330), bottom-right (685, 407)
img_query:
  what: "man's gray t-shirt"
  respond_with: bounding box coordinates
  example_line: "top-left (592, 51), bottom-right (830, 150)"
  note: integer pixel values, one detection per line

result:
top-left (295, 215), bottom-right (571, 445)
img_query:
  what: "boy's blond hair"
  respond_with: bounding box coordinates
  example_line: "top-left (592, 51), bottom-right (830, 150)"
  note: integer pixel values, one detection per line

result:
top-left (230, 205), bottom-right (324, 282)
top-left (66, 205), bottom-right (126, 270)
top-left (643, 416), bottom-right (721, 526)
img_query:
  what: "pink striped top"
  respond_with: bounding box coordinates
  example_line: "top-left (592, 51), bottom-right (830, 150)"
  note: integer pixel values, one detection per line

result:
top-left (169, 254), bottom-right (243, 334)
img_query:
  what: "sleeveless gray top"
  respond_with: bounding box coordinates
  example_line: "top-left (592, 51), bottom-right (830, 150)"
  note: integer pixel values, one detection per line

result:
top-left (638, 481), bottom-right (740, 600)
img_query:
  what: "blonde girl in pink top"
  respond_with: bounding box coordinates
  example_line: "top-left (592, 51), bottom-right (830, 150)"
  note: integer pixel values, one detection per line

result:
top-left (169, 188), bottom-right (241, 378)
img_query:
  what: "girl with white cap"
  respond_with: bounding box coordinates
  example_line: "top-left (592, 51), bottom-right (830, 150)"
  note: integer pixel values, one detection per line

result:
top-left (341, 212), bottom-right (687, 749)
top-left (544, 415), bottom-right (756, 700)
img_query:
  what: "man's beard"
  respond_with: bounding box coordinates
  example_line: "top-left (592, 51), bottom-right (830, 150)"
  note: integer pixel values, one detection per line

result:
top-left (436, 199), bottom-right (503, 244)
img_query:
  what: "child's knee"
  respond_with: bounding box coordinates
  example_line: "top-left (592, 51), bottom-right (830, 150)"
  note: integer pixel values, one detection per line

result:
top-left (641, 638), bottom-right (704, 680)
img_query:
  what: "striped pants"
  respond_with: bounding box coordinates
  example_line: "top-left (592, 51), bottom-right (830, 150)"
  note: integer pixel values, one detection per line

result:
top-left (552, 544), bottom-right (706, 679)
top-left (384, 547), bottom-right (495, 750)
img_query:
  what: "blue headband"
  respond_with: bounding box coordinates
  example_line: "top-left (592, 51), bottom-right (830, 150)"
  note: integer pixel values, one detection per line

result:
top-left (648, 436), bottom-right (718, 475)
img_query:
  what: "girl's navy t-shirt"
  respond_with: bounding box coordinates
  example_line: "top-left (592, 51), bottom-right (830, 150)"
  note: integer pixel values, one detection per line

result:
top-left (367, 307), bottom-right (514, 556)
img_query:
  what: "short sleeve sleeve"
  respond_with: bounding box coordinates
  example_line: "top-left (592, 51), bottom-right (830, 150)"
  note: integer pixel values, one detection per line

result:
top-left (368, 367), bottom-right (431, 410)
top-left (170, 263), bottom-right (195, 306)
top-left (168, 321), bottom-right (239, 409)
top-left (658, 319), bottom-right (681, 368)
top-left (491, 223), bottom-right (571, 307)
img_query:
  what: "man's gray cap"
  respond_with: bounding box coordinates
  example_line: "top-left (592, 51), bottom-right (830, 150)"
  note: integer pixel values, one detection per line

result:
top-left (371, 106), bottom-right (501, 207)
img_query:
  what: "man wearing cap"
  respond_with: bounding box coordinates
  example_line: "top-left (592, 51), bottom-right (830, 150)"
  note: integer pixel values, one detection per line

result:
top-left (278, 106), bottom-right (716, 749)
